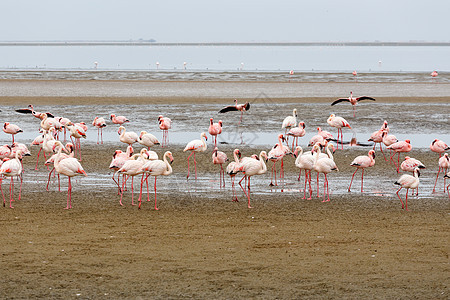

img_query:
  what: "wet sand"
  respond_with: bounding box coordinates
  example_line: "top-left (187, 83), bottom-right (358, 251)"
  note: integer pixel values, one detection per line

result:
top-left (0, 81), bottom-right (449, 298)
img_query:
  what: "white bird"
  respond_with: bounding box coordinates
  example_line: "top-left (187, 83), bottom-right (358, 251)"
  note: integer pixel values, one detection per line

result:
top-left (394, 168), bottom-right (420, 211)
top-left (92, 116), bottom-right (107, 144)
top-left (282, 108), bottom-right (298, 136)
top-left (327, 114), bottom-right (351, 149)
top-left (294, 146), bottom-right (316, 200)
top-left (0, 150), bottom-right (24, 208)
top-left (313, 144), bottom-right (338, 202)
top-left (183, 132), bottom-right (208, 180)
top-left (138, 131), bottom-right (160, 149)
top-left (118, 126), bottom-right (139, 145)
top-left (226, 149), bottom-right (242, 202)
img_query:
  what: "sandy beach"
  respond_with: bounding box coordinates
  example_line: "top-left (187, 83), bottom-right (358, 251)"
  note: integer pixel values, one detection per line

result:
top-left (0, 79), bottom-right (449, 299)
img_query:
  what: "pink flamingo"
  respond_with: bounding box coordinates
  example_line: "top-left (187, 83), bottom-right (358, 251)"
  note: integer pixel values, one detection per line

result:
top-left (287, 122), bottom-right (306, 148)
top-left (212, 147), bottom-right (228, 188)
top-left (56, 116), bottom-right (73, 142)
top-left (368, 129), bottom-right (388, 161)
top-left (387, 139), bottom-right (412, 172)
top-left (331, 91), bottom-right (376, 117)
top-left (294, 146), bottom-right (316, 200)
top-left (430, 139), bottom-right (449, 158)
top-left (382, 132), bottom-right (398, 163)
top-left (3, 123), bottom-right (23, 143)
top-left (158, 115), bottom-right (172, 147)
top-left (282, 108), bottom-right (298, 137)
top-left (432, 153), bottom-right (449, 193)
top-left (218, 99), bottom-right (250, 124)
top-left (0, 150), bottom-right (24, 208)
top-left (110, 114), bottom-right (129, 125)
top-left (109, 145), bottom-right (134, 194)
top-left (115, 149), bottom-right (147, 206)
top-left (184, 132), bottom-right (208, 180)
top-left (267, 134), bottom-right (289, 186)
top-left (313, 144), bottom-right (338, 202)
top-left (138, 131), bottom-right (160, 149)
top-left (401, 156), bottom-right (426, 195)
top-left (15, 104), bottom-right (54, 119)
top-left (394, 168), bottom-right (420, 211)
top-left (45, 142), bottom-right (74, 191)
top-left (308, 134), bottom-right (325, 147)
top-left (233, 151), bottom-right (268, 208)
top-left (139, 151), bottom-right (174, 210)
top-left (431, 70), bottom-right (438, 77)
top-left (52, 141), bottom-right (87, 209)
top-left (118, 126), bottom-right (138, 146)
top-left (226, 149), bottom-right (241, 202)
top-left (92, 117), bottom-right (107, 144)
top-left (317, 126), bottom-right (334, 141)
top-left (348, 150), bottom-right (376, 193)
top-left (67, 124), bottom-right (86, 161)
top-left (40, 114), bottom-right (63, 133)
top-left (327, 114), bottom-right (351, 149)
top-left (0, 144), bottom-right (12, 160)
top-left (444, 172), bottom-right (450, 198)
top-left (208, 118), bottom-right (223, 147)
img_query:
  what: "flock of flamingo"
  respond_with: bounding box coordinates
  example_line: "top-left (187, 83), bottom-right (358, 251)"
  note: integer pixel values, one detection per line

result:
top-left (0, 95), bottom-right (449, 211)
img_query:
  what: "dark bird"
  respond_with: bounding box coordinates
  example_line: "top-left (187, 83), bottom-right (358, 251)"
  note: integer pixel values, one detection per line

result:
top-left (331, 91), bottom-right (375, 117)
top-left (15, 104), bottom-right (54, 119)
top-left (219, 99), bottom-right (250, 124)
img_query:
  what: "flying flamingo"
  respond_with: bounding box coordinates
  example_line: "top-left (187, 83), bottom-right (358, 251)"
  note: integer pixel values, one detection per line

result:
top-left (158, 115), bottom-right (172, 147)
top-left (287, 122), bottom-right (306, 148)
top-left (52, 141), bottom-right (87, 209)
top-left (226, 149), bottom-right (241, 202)
top-left (15, 104), bottom-right (54, 119)
top-left (432, 153), bottom-right (449, 193)
top-left (430, 139), bottom-right (449, 158)
top-left (184, 132), bottom-right (208, 180)
top-left (92, 116), bottom-right (107, 144)
top-left (212, 147), bottom-right (228, 188)
top-left (139, 151), bottom-right (174, 210)
top-left (394, 168), bottom-right (420, 211)
top-left (0, 150), bottom-right (24, 208)
top-left (331, 91), bottom-right (376, 117)
top-left (282, 108), bottom-right (298, 138)
top-left (115, 149), bottom-right (148, 206)
top-left (218, 99), bottom-right (250, 125)
top-left (138, 131), bottom-right (160, 149)
top-left (118, 126), bottom-right (138, 146)
top-left (387, 139), bottom-right (412, 172)
top-left (327, 114), bottom-right (351, 149)
top-left (313, 144), bottom-right (339, 202)
top-left (233, 151), bottom-right (268, 208)
top-left (208, 118), bottom-right (223, 147)
top-left (348, 150), bottom-right (376, 193)
top-left (3, 123), bottom-right (23, 143)
top-left (294, 146), bottom-right (316, 200)
top-left (110, 114), bottom-right (129, 125)
top-left (400, 156), bottom-right (426, 196)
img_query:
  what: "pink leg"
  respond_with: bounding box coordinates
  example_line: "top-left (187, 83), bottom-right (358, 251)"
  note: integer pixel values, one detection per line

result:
top-left (317, 172), bottom-right (320, 198)
top-left (432, 167), bottom-right (441, 193)
top-left (186, 151), bottom-right (194, 179)
top-left (231, 175), bottom-right (238, 202)
top-left (360, 168), bottom-right (365, 193)
top-left (120, 177), bottom-right (126, 206)
top-left (65, 177), bottom-right (71, 209)
top-left (46, 168), bottom-right (55, 191)
top-left (9, 177), bottom-right (14, 208)
top-left (405, 188), bottom-right (409, 211)
top-left (380, 143), bottom-right (387, 161)
top-left (194, 152), bottom-right (197, 180)
top-left (138, 174), bottom-right (145, 209)
top-left (348, 168), bottom-right (358, 192)
top-left (396, 187), bottom-right (404, 209)
top-left (35, 148), bottom-right (42, 170)
top-left (131, 176), bottom-right (136, 206)
top-left (154, 176), bottom-right (159, 210)
top-left (0, 179), bottom-right (4, 207)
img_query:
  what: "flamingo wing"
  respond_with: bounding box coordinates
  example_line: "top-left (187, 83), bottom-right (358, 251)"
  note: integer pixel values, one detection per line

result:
top-left (356, 96), bottom-right (376, 102)
top-left (219, 106), bottom-right (239, 113)
top-left (15, 108), bottom-right (33, 114)
top-left (331, 98), bottom-right (350, 106)
top-left (243, 102), bottom-right (250, 111)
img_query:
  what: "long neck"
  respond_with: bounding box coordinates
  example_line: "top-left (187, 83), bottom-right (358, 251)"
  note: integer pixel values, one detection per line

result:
top-left (163, 154), bottom-right (173, 175)
top-left (259, 152), bottom-right (267, 173)
top-left (54, 145), bottom-right (64, 166)
top-left (233, 151), bottom-right (240, 163)
top-left (326, 145), bottom-right (334, 161)
top-left (201, 135), bottom-right (207, 149)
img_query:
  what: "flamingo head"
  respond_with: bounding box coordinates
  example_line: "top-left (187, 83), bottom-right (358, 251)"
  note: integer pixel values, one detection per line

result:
top-left (201, 132), bottom-right (208, 141)
top-left (118, 126), bottom-right (124, 135)
top-left (110, 114), bottom-right (115, 120)
top-left (139, 131), bottom-right (147, 138)
top-left (234, 149), bottom-right (241, 159)
top-left (167, 151), bottom-right (174, 164)
top-left (300, 122), bottom-right (305, 129)
top-left (3, 122), bottom-right (9, 129)
top-left (65, 143), bottom-right (74, 154)
top-left (368, 150), bottom-right (375, 159)
top-left (218, 120), bottom-right (223, 127)
top-left (293, 108), bottom-right (298, 117)
top-left (261, 151), bottom-right (268, 162)
top-left (414, 168), bottom-right (421, 177)
top-left (405, 139), bottom-right (411, 144)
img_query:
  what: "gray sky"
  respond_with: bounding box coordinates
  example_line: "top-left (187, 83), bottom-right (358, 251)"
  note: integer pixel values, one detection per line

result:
top-left (2, 0), bottom-right (449, 42)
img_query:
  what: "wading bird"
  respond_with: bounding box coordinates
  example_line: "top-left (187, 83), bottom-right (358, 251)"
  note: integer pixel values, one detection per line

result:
top-left (184, 132), bottom-right (208, 180)
top-left (394, 168), bottom-right (420, 211)
top-left (348, 150), bottom-right (376, 193)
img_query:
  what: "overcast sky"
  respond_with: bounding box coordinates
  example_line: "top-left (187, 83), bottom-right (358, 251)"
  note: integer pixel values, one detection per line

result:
top-left (2, 0), bottom-right (449, 42)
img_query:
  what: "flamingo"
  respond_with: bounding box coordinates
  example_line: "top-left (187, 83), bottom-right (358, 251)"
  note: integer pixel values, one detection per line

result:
top-left (208, 118), bottom-right (223, 147)
top-left (138, 131), bottom-right (160, 149)
top-left (444, 172), bottom-right (450, 198)
top-left (267, 134), bottom-right (289, 186)
top-left (368, 129), bottom-right (388, 161)
top-left (0, 145), bottom-right (12, 160)
top-left (40, 114), bottom-right (63, 133)
top-left (212, 147), bottom-right (228, 188)
top-left (394, 168), bottom-right (420, 211)
top-left (432, 153), bottom-right (449, 193)
top-left (41, 128), bottom-right (59, 169)
top-left (183, 132), bottom-right (208, 180)
top-left (233, 151), bottom-right (268, 208)
top-left (382, 132), bottom-right (398, 163)
top-left (293, 146), bottom-right (316, 200)
top-left (15, 104), bottom-right (54, 119)
top-left (308, 134), bottom-right (325, 147)
top-left (118, 126), bottom-right (138, 146)
top-left (387, 139), bottom-right (412, 172)
top-left (3, 123), bottom-right (23, 143)
top-left (317, 126), bottom-right (334, 141)
top-left (67, 124), bottom-right (86, 161)
top-left (331, 91), bottom-right (376, 117)
top-left (139, 151), bottom-right (174, 210)
top-left (287, 122), bottom-right (306, 148)
top-left (92, 117), bottom-right (107, 144)
top-left (158, 115), bottom-right (172, 147)
top-left (348, 150), bottom-right (376, 193)
top-left (430, 139), bottom-right (449, 158)
top-left (109, 145), bottom-right (134, 194)
top-left (282, 108), bottom-right (298, 137)
top-left (56, 116), bottom-right (73, 142)
top-left (115, 149), bottom-right (148, 206)
top-left (313, 144), bottom-right (339, 202)
top-left (52, 141), bottom-right (87, 209)
top-left (110, 114), bottom-right (129, 125)
top-left (10, 143), bottom-right (31, 159)
top-left (431, 70), bottom-right (438, 77)
top-left (327, 114), bottom-right (351, 149)
top-left (226, 149), bottom-right (241, 202)
top-left (0, 150), bottom-right (24, 208)
top-left (44, 142), bottom-right (74, 191)
top-left (401, 156), bottom-right (426, 196)
top-left (218, 99), bottom-right (250, 124)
